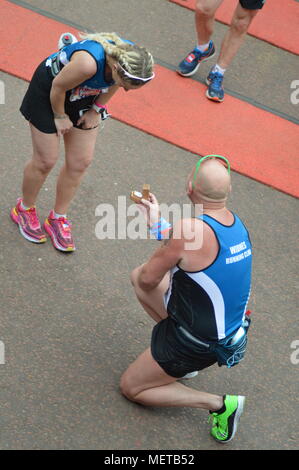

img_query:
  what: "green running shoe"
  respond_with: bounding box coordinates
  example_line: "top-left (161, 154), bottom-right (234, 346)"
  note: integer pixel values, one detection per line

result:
top-left (210, 395), bottom-right (245, 443)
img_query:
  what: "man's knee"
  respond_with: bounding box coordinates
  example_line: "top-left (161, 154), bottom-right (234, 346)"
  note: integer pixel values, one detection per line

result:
top-left (130, 267), bottom-right (138, 287)
top-left (130, 268), bottom-right (138, 288)
top-left (196, 0), bottom-right (217, 17)
top-left (130, 265), bottom-right (143, 287)
top-left (120, 372), bottom-right (138, 402)
top-left (231, 9), bottom-right (256, 34)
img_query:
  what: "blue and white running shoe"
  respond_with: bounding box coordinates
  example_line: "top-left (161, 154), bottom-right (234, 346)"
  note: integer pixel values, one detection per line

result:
top-left (206, 70), bottom-right (225, 102)
top-left (177, 41), bottom-right (215, 77)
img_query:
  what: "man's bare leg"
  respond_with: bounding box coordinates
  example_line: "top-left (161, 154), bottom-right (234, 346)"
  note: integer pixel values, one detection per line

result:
top-left (205, 3), bottom-right (259, 101)
top-left (195, 0), bottom-right (224, 45)
top-left (120, 348), bottom-right (223, 411)
top-left (217, 3), bottom-right (259, 69)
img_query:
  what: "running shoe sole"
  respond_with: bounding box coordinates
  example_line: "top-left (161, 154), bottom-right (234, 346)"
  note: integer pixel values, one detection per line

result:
top-left (10, 207), bottom-right (47, 243)
top-left (177, 50), bottom-right (216, 77)
top-left (205, 90), bottom-right (224, 102)
top-left (44, 218), bottom-right (76, 252)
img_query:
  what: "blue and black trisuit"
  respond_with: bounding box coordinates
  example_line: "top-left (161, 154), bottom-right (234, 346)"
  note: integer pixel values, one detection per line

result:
top-left (151, 213), bottom-right (253, 378)
top-left (20, 38), bottom-right (132, 133)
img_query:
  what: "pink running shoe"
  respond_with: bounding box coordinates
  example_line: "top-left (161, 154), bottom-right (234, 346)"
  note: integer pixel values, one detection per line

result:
top-left (10, 198), bottom-right (47, 243)
top-left (44, 211), bottom-right (76, 252)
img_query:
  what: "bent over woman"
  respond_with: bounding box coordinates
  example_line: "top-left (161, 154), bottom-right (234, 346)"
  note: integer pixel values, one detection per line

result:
top-left (11, 32), bottom-right (154, 252)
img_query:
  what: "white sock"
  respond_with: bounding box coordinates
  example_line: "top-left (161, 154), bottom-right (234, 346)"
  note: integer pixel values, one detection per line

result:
top-left (212, 64), bottom-right (226, 75)
top-left (195, 42), bottom-right (210, 53)
top-left (53, 210), bottom-right (67, 219)
top-left (20, 201), bottom-right (33, 211)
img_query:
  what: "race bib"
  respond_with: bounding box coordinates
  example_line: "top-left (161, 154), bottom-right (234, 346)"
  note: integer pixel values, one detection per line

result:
top-left (69, 86), bottom-right (109, 102)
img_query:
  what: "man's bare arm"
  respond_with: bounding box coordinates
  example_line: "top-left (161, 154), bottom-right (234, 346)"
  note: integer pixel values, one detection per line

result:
top-left (137, 220), bottom-right (192, 291)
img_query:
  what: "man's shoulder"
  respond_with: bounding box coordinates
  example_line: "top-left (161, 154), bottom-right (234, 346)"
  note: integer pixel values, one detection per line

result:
top-left (176, 217), bottom-right (214, 233)
top-left (172, 217), bottom-right (214, 248)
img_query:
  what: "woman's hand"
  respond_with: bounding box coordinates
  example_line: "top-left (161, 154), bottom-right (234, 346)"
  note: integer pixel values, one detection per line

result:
top-left (54, 115), bottom-right (73, 137)
top-left (77, 109), bottom-right (100, 130)
top-left (136, 192), bottom-right (161, 228)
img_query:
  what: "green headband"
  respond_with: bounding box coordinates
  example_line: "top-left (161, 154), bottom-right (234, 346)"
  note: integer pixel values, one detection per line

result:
top-left (192, 154), bottom-right (231, 189)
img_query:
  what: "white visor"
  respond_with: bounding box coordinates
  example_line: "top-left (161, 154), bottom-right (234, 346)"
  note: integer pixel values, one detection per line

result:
top-left (118, 63), bottom-right (155, 82)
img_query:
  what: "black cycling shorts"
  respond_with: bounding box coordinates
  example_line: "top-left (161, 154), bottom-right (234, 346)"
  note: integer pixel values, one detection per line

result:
top-left (151, 317), bottom-right (218, 378)
top-left (239, 0), bottom-right (265, 10)
top-left (20, 59), bottom-right (95, 134)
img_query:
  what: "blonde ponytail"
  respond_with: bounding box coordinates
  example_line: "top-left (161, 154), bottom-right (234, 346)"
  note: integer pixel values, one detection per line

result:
top-left (79, 32), bottom-right (154, 84)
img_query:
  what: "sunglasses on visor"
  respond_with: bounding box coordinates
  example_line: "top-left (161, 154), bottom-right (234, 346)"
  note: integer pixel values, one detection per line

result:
top-left (192, 155), bottom-right (231, 189)
top-left (117, 63), bottom-right (155, 85)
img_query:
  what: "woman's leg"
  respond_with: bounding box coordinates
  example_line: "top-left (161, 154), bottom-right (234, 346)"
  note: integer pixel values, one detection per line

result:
top-left (43, 126), bottom-right (99, 251)
top-left (22, 124), bottom-right (60, 207)
top-left (54, 126), bottom-right (99, 214)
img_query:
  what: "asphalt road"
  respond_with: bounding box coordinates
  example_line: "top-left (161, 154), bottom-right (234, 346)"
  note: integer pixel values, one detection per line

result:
top-left (0, 0), bottom-right (298, 451)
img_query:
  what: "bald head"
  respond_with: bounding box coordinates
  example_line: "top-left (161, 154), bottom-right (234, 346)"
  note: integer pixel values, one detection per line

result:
top-left (191, 158), bottom-right (231, 203)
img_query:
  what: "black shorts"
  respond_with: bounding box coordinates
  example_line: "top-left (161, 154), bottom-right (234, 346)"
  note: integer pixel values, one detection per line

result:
top-left (20, 59), bottom-right (95, 134)
top-left (151, 318), bottom-right (217, 378)
top-left (239, 0), bottom-right (265, 10)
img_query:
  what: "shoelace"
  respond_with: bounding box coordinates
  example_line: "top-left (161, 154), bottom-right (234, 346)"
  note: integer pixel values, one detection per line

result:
top-left (208, 415), bottom-right (227, 438)
top-left (26, 207), bottom-right (41, 229)
top-left (208, 413), bottom-right (218, 424)
top-left (56, 217), bottom-right (72, 238)
top-left (185, 49), bottom-right (201, 62)
top-left (211, 72), bottom-right (223, 89)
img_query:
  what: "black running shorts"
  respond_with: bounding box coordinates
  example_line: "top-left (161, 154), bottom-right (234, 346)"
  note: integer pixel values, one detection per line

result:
top-left (239, 0), bottom-right (265, 9)
top-left (151, 317), bottom-right (218, 378)
top-left (20, 59), bottom-right (95, 134)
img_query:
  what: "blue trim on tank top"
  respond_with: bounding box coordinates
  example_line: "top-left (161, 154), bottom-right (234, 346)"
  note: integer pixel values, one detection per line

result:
top-left (175, 212), bottom-right (239, 273)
